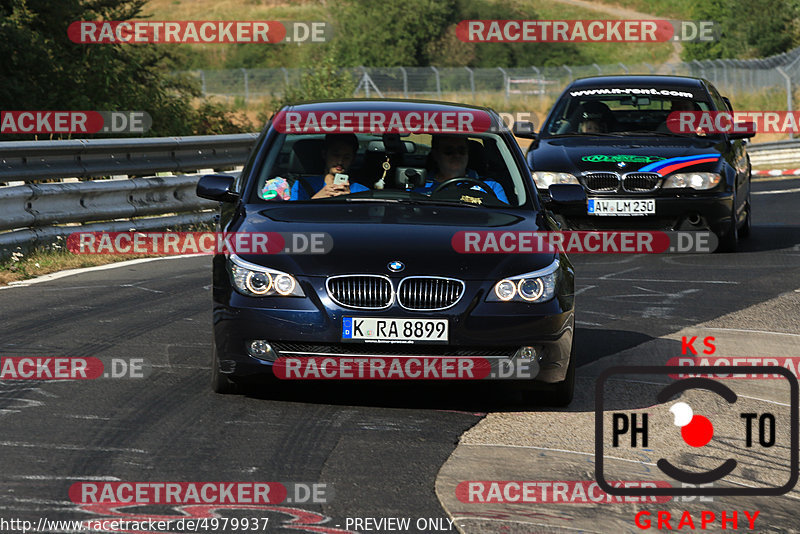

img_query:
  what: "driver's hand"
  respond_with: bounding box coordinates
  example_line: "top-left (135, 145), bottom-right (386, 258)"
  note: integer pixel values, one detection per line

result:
top-left (312, 175), bottom-right (349, 199)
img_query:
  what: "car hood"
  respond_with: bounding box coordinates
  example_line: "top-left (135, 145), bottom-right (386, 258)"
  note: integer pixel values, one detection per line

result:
top-left (234, 203), bottom-right (556, 280)
top-left (529, 136), bottom-right (726, 175)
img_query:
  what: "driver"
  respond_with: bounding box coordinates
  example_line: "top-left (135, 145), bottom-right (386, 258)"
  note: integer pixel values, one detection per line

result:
top-left (413, 135), bottom-right (508, 203)
top-left (290, 134), bottom-right (370, 200)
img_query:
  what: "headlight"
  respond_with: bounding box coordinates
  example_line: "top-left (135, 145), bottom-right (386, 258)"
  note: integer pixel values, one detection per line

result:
top-left (229, 254), bottom-right (304, 297)
top-left (533, 171), bottom-right (579, 189)
top-left (487, 259), bottom-right (559, 304)
top-left (662, 172), bottom-right (721, 190)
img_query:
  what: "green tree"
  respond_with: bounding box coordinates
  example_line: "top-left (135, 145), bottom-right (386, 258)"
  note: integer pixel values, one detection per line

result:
top-left (276, 55), bottom-right (356, 108)
top-left (0, 0), bottom-right (247, 137)
top-left (329, 0), bottom-right (457, 67)
top-left (682, 0), bottom-right (799, 60)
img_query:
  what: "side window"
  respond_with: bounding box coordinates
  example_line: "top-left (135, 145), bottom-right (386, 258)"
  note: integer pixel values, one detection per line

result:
top-left (707, 85), bottom-right (727, 112)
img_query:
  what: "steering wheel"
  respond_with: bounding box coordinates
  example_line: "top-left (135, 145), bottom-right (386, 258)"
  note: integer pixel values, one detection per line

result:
top-left (431, 177), bottom-right (498, 200)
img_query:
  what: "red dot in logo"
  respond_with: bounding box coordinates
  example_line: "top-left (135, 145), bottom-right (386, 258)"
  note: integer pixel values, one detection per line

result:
top-left (681, 415), bottom-right (713, 447)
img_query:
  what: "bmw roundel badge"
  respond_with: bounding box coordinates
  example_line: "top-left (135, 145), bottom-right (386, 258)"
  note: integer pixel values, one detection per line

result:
top-left (388, 261), bottom-right (405, 272)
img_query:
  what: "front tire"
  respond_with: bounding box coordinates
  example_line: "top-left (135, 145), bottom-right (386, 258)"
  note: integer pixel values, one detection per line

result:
top-left (717, 209), bottom-right (738, 253)
top-left (738, 199), bottom-right (752, 239)
top-left (552, 354), bottom-right (575, 407)
top-left (211, 345), bottom-right (236, 394)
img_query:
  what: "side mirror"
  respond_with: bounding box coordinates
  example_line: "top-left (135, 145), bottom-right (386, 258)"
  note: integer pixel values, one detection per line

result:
top-left (727, 120), bottom-right (756, 140)
top-left (722, 96), bottom-right (733, 111)
top-left (549, 184), bottom-right (586, 204)
top-left (197, 174), bottom-right (239, 202)
top-left (512, 121), bottom-right (537, 139)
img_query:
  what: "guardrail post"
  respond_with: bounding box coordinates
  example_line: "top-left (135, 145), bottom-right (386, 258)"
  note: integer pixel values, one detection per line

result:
top-left (592, 63), bottom-right (602, 74)
top-left (281, 67), bottom-right (289, 91)
top-left (563, 65), bottom-right (573, 83)
top-left (777, 67), bottom-right (793, 139)
top-left (240, 68), bottom-right (249, 104)
top-left (531, 66), bottom-right (543, 102)
top-left (465, 66), bottom-right (475, 100)
top-left (618, 62), bottom-right (629, 74)
top-left (200, 70), bottom-right (206, 96)
top-left (498, 67), bottom-right (508, 102)
top-left (399, 66), bottom-right (408, 98)
top-left (431, 66), bottom-right (441, 99)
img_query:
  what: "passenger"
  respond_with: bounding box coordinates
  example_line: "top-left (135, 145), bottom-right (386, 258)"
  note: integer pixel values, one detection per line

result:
top-left (290, 133), bottom-right (370, 200)
top-left (579, 119), bottom-right (602, 133)
top-left (577, 101), bottom-right (614, 133)
top-left (414, 135), bottom-right (508, 203)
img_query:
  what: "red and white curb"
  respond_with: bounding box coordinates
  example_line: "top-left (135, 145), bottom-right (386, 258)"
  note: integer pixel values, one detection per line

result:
top-left (752, 168), bottom-right (800, 177)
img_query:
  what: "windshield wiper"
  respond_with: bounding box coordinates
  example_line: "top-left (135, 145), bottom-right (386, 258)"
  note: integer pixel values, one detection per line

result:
top-left (395, 198), bottom-right (482, 208)
top-left (344, 197), bottom-right (400, 203)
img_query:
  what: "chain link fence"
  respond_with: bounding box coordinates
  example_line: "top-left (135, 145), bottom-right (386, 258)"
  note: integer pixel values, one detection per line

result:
top-left (189, 45), bottom-right (800, 109)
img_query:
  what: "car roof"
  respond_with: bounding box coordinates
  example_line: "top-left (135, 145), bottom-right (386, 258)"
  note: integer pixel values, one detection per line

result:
top-left (568, 75), bottom-right (707, 89)
top-left (277, 98), bottom-right (494, 115)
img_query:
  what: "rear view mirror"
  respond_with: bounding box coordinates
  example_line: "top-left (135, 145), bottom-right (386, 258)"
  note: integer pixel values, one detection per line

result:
top-left (513, 121), bottom-right (537, 139)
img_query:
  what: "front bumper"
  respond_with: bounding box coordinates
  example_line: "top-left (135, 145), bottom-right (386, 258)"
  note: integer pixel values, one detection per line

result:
top-left (212, 278), bottom-right (575, 384)
top-left (541, 189), bottom-right (734, 236)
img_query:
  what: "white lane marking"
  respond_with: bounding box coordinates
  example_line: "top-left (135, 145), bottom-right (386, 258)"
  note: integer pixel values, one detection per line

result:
top-left (576, 320), bottom-right (604, 327)
top-left (579, 254), bottom-right (642, 265)
top-left (120, 281), bottom-right (164, 294)
top-left (581, 309), bottom-right (620, 319)
top-left (701, 327), bottom-right (800, 337)
top-left (753, 187), bottom-right (800, 195)
top-left (591, 277), bottom-right (738, 284)
top-left (0, 441), bottom-right (146, 453)
top-left (598, 266), bottom-right (641, 280)
top-left (574, 285), bottom-right (596, 295)
top-left (738, 395), bottom-right (791, 408)
top-left (65, 414), bottom-right (112, 420)
top-left (0, 254), bottom-right (205, 290)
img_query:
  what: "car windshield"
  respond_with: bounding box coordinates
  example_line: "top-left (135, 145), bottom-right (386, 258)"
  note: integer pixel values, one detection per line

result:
top-left (541, 88), bottom-right (715, 138)
top-left (252, 132), bottom-right (527, 208)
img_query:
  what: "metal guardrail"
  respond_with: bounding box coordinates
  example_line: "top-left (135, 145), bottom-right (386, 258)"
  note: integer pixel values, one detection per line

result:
top-left (0, 133), bottom-right (259, 183)
top-left (747, 139), bottom-right (800, 168)
top-left (0, 134), bottom-right (260, 252)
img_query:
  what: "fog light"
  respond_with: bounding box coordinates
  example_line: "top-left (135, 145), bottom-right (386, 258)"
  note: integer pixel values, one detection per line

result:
top-left (516, 346), bottom-right (537, 359)
top-left (247, 340), bottom-right (276, 361)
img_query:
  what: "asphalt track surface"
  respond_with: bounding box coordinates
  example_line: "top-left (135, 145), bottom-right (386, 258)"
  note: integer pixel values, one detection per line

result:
top-left (0, 176), bottom-right (797, 533)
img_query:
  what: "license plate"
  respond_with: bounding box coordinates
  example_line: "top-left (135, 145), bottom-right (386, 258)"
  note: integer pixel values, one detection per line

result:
top-left (588, 198), bottom-right (655, 216)
top-left (342, 317), bottom-right (448, 343)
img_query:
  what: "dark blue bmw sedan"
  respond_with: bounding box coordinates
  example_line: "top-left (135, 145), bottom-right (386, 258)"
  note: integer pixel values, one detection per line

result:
top-left (197, 99), bottom-right (577, 405)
